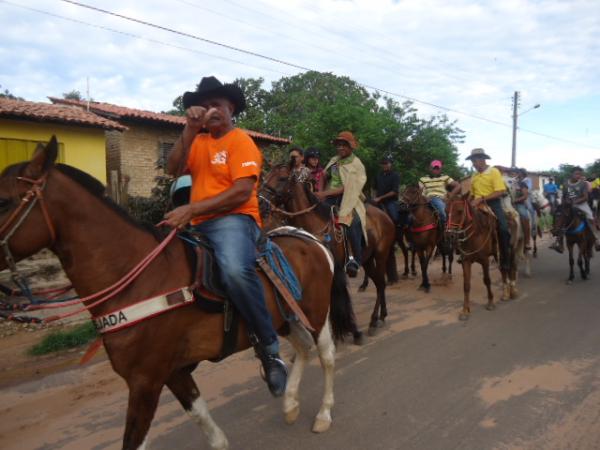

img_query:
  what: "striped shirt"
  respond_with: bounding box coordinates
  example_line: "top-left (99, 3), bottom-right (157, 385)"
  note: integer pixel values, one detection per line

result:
top-left (419, 175), bottom-right (454, 198)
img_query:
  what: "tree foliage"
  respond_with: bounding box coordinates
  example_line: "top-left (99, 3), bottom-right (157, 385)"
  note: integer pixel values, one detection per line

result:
top-left (0, 85), bottom-right (24, 100)
top-left (234, 71), bottom-right (465, 186)
top-left (167, 72), bottom-right (466, 186)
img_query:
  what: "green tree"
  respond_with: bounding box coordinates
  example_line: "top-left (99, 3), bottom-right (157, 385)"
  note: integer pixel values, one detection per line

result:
top-left (62, 89), bottom-right (83, 100)
top-left (166, 71), bottom-right (466, 187)
top-left (0, 85), bottom-right (24, 100)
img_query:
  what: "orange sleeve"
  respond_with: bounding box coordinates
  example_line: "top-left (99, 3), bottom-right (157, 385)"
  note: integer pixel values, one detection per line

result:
top-left (228, 132), bottom-right (262, 180)
top-left (185, 134), bottom-right (202, 173)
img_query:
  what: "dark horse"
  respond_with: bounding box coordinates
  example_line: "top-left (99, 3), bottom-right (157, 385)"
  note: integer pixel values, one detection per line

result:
top-left (0, 138), bottom-right (355, 449)
top-left (446, 195), bottom-right (524, 320)
top-left (261, 164), bottom-right (395, 337)
top-left (552, 203), bottom-right (594, 284)
top-left (401, 186), bottom-right (453, 293)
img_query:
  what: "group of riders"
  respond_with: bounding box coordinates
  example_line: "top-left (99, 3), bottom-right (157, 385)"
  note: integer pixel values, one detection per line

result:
top-left (164, 76), bottom-right (600, 399)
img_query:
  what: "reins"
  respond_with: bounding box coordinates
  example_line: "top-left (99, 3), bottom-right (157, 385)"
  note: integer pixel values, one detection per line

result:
top-left (0, 174), bottom-right (56, 302)
top-left (0, 171), bottom-right (179, 324)
top-left (446, 199), bottom-right (494, 257)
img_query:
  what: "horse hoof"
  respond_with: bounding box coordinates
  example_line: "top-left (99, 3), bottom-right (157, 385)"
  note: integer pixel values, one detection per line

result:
top-left (459, 312), bottom-right (470, 321)
top-left (284, 406), bottom-right (300, 425)
top-left (510, 290), bottom-right (519, 300)
top-left (353, 333), bottom-right (365, 346)
top-left (424, 286), bottom-right (431, 293)
top-left (368, 326), bottom-right (378, 337)
top-left (486, 303), bottom-right (496, 311)
top-left (312, 418), bottom-right (332, 434)
top-left (376, 319), bottom-right (385, 328)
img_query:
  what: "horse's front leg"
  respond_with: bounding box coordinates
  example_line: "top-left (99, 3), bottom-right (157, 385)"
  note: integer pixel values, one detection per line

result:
top-left (167, 368), bottom-right (228, 450)
top-left (122, 377), bottom-right (163, 450)
top-left (567, 243), bottom-right (575, 284)
top-left (482, 258), bottom-right (495, 310)
top-left (417, 249), bottom-right (431, 293)
top-left (459, 260), bottom-right (472, 320)
top-left (577, 245), bottom-right (587, 280)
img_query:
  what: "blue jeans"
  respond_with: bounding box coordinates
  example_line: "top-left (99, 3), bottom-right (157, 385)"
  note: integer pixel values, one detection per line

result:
top-left (382, 200), bottom-right (400, 224)
top-left (193, 214), bottom-right (278, 353)
top-left (429, 196), bottom-right (447, 224)
top-left (516, 203), bottom-right (530, 222)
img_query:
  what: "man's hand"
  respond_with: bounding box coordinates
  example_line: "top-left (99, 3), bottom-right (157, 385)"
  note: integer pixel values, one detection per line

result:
top-left (373, 196), bottom-right (381, 204)
top-left (163, 205), bottom-right (194, 229)
top-left (471, 197), bottom-right (484, 208)
top-left (185, 106), bottom-right (207, 134)
top-left (315, 191), bottom-right (327, 201)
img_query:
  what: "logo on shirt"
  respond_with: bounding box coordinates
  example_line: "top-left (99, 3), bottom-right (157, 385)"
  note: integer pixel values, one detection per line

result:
top-left (241, 161), bottom-right (257, 168)
top-left (211, 150), bottom-right (228, 165)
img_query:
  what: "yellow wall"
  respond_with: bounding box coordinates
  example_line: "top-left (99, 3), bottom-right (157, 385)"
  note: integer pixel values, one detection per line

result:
top-left (0, 119), bottom-right (108, 184)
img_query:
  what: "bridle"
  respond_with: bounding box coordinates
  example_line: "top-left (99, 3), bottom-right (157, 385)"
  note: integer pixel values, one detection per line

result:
top-left (260, 168), bottom-right (342, 243)
top-left (446, 198), bottom-right (494, 257)
top-left (0, 174), bottom-right (56, 296)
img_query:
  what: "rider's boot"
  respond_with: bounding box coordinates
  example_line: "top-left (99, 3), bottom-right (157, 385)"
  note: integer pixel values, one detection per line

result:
top-left (253, 337), bottom-right (288, 397)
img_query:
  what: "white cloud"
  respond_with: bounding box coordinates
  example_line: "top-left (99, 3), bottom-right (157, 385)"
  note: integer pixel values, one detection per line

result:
top-left (1, 0), bottom-right (598, 169)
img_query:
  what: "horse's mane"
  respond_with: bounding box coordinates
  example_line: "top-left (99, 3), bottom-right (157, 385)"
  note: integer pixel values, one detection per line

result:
top-left (53, 164), bottom-right (166, 240)
top-left (302, 183), bottom-right (333, 220)
top-left (0, 161), bottom-right (167, 240)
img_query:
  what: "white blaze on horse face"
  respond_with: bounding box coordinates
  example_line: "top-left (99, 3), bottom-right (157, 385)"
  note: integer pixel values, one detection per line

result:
top-left (187, 397), bottom-right (229, 450)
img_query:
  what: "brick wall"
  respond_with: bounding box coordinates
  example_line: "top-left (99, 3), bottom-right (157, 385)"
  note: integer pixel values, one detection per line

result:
top-left (116, 122), bottom-right (181, 197)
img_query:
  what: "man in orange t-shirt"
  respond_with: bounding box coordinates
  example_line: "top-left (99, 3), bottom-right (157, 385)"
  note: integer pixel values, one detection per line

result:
top-left (165, 76), bottom-right (287, 397)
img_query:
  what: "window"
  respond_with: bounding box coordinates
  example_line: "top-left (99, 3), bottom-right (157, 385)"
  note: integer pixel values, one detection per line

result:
top-left (157, 141), bottom-right (174, 169)
top-left (0, 138), bottom-right (65, 171)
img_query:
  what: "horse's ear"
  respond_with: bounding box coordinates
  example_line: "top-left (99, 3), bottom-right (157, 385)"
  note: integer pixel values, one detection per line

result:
top-left (25, 135), bottom-right (58, 178)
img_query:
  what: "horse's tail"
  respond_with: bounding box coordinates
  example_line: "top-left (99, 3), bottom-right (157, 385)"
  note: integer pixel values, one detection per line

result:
top-left (329, 263), bottom-right (358, 341)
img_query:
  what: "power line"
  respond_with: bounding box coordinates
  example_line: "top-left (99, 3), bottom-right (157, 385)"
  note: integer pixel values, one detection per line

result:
top-left (54, 0), bottom-right (513, 127)
top-left (5, 0), bottom-right (600, 151)
top-left (0, 0), bottom-right (292, 77)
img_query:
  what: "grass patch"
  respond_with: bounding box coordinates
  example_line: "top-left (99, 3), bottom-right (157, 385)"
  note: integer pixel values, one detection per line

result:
top-left (28, 322), bottom-right (98, 356)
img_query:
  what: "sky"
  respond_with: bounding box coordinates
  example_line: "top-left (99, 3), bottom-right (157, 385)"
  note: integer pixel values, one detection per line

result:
top-left (1, 0), bottom-right (599, 172)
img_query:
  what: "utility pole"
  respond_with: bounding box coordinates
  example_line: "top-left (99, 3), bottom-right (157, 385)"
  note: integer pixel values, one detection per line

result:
top-left (511, 91), bottom-right (519, 168)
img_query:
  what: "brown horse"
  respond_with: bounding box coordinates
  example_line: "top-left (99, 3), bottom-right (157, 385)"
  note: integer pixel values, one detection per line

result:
top-left (261, 164), bottom-right (395, 337)
top-left (401, 186), bottom-right (452, 293)
top-left (552, 202), bottom-right (594, 284)
top-left (446, 195), bottom-right (523, 320)
top-left (0, 137), bottom-right (354, 449)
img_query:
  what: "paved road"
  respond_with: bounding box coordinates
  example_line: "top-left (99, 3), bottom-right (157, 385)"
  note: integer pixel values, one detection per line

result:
top-left (2, 242), bottom-right (599, 450)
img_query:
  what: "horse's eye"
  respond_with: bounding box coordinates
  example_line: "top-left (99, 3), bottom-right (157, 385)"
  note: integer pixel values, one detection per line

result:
top-left (0, 198), bottom-right (12, 211)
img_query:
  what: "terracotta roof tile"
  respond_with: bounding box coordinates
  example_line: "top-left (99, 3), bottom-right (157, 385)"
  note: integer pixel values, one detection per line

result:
top-left (49, 97), bottom-right (290, 144)
top-left (0, 98), bottom-right (126, 131)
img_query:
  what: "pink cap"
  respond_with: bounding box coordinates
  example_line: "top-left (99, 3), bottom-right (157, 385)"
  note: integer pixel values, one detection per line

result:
top-left (430, 160), bottom-right (443, 168)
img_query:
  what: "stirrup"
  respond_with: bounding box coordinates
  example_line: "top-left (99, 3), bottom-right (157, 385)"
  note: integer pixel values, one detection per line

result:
top-left (345, 258), bottom-right (360, 277)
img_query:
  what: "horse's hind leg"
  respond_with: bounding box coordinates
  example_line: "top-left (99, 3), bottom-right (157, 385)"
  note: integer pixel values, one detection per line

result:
top-left (283, 322), bottom-right (312, 425)
top-left (313, 315), bottom-right (336, 434)
top-left (358, 272), bottom-right (369, 292)
top-left (364, 257), bottom-right (387, 335)
top-left (578, 245), bottom-right (587, 280)
top-left (122, 378), bottom-right (163, 450)
top-left (167, 368), bottom-right (228, 450)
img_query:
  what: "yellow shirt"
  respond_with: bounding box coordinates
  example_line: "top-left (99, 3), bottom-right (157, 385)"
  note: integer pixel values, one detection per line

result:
top-left (592, 177), bottom-right (600, 189)
top-left (471, 166), bottom-right (506, 198)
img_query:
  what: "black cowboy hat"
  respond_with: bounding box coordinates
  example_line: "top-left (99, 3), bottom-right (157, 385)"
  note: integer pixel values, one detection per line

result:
top-left (182, 76), bottom-right (246, 115)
